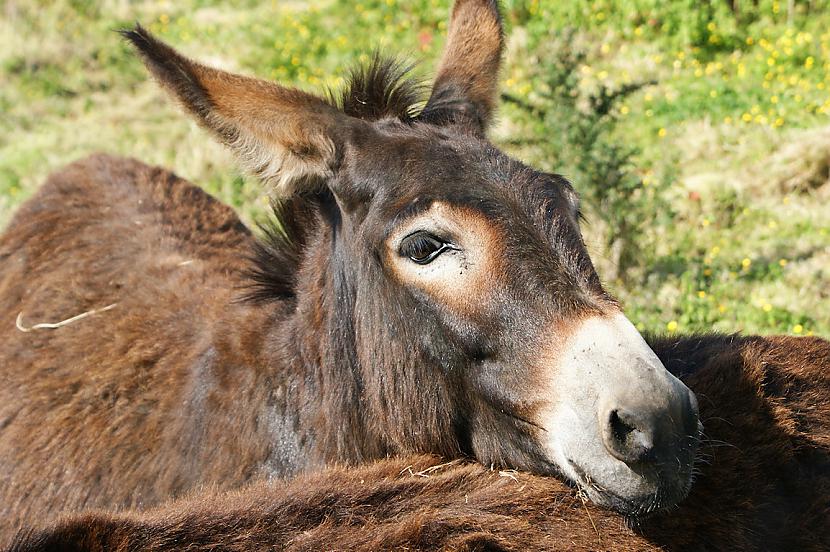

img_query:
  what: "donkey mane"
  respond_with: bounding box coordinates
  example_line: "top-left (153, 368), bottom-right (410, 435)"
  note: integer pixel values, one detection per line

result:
top-left (242, 196), bottom-right (318, 302)
top-left (333, 53), bottom-right (425, 123)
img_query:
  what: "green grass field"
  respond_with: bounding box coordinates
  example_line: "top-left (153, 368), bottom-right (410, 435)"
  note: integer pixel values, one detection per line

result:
top-left (2, 0), bottom-right (828, 337)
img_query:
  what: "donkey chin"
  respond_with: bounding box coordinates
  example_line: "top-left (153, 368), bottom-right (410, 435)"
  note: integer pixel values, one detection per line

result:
top-left (539, 313), bottom-right (701, 516)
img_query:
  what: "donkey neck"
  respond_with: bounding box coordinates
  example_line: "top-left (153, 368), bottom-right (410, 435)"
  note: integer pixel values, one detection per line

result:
top-left (268, 221), bottom-right (392, 473)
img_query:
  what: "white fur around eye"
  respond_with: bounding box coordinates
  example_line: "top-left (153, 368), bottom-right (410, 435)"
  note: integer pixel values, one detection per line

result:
top-left (401, 246), bottom-right (467, 279)
top-left (386, 201), bottom-right (499, 306)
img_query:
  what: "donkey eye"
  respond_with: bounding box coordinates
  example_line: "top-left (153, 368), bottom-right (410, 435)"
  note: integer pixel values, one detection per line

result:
top-left (399, 232), bottom-right (452, 265)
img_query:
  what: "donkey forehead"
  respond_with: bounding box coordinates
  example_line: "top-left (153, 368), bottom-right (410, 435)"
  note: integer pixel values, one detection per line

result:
top-left (352, 124), bottom-right (579, 214)
top-left (353, 121), bottom-right (522, 183)
top-left (376, 168), bottom-right (579, 246)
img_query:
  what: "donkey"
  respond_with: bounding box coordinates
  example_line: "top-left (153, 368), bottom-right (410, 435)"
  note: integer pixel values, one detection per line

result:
top-left (0, 0), bottom-right (700, 541)
top-left (8, 335), bottom-right (830, 552)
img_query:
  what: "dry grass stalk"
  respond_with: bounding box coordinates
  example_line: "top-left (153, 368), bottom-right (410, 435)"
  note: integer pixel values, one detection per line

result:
top-left (15, 303), bottom-right (118, 332)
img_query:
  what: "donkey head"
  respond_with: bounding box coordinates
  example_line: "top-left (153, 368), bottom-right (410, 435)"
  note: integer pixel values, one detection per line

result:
top-left (124, 0), bottom-right (700, 515)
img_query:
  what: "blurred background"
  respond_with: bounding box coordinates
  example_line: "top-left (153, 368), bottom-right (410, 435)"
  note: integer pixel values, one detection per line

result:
top-left (1, 0), bottom-right (828, 336)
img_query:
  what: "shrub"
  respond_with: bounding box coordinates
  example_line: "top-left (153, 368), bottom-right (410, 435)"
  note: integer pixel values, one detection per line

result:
top-left (502, 28), bottom-right (671, 280)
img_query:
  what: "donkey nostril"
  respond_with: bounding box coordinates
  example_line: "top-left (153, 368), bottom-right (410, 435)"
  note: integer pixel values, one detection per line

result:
top-left (603, 409), bottom-right (655, 464)
top-left (610, 410), bottom-right (635, 443)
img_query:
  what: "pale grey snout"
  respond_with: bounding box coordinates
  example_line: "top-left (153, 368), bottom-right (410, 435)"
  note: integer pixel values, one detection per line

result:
top-left (540, 312), bottom-right (702, 515)
top-left (600, 384), bottom-right (700, 466)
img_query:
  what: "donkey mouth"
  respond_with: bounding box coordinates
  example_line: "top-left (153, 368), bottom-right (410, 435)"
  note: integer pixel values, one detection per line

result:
top-left (564, 449), bottom-right (698, 517)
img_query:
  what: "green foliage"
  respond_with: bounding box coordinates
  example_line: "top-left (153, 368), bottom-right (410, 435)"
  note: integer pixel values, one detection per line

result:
top-left (504, 28), bottom-right (669, 279)
top-left (517, 0), bottom-right (830, 51)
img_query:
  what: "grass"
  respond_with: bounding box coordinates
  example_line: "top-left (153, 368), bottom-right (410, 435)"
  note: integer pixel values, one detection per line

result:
top-left (1, 0), bottom-right (828, 337)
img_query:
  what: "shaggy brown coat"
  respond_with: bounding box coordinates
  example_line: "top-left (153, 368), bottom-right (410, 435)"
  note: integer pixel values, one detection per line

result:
top-left (0, 156), bottom-right (277, 541)
top-left (8, 332), bottom-right (830, 552)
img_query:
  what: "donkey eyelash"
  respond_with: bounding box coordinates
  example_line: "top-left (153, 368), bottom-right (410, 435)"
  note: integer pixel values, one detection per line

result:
top-left (399, 231), bottom-right (458, 264)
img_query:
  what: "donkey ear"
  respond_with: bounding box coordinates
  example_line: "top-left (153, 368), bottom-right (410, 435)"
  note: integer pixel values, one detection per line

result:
top-left (121, 25), bottom-right (359, 195)
top-left (420, 0), bottom-right (504, 133)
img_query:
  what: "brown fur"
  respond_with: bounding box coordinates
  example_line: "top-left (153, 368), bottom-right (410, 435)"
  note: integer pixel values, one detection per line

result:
top-left (0, 150), bottom-right (600, 542)
top-left (0, 155), bottom-right (281, 541)
top-left (8, 334), bottom-right (830, 551)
